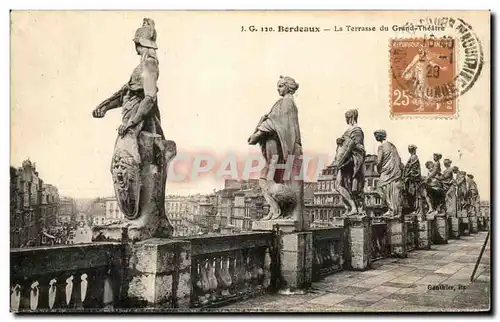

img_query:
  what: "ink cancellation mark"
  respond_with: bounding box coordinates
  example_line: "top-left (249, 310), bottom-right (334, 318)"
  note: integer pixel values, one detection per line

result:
top-left (389, 18), bottom-right (483, 118)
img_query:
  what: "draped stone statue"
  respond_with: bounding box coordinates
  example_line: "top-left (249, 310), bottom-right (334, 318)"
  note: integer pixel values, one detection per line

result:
top-left (456, 170), bottom-right (468, 213)
top-left (466, 174), bottom-right (480, 216)
top-left (442, 159), bottom-right (458, 218)
top-left (373, 130), bottom-right (404, 219)
top-left (423, 153), bottom-right (446, 215)
top-left (332, 109), bottom-right (366, 217)
top-left (91, 18), bottom-right (176, 241)
top-left (248, 76), bottom-right (305, 229)
top-left (403, 144), bottom-right (424, 215)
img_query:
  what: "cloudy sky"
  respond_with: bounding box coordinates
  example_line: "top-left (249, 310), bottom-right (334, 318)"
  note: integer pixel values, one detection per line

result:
top-left (10, 11), bottom-right (490, 200)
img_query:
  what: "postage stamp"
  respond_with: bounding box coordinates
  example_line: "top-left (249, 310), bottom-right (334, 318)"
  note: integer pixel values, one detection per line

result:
top-left (390, 17), bottom-right (484, 118)
top-left (390, 37), bottom-right (457, 116)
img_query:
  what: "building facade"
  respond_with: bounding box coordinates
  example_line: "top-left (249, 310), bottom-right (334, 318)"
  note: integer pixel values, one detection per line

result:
top-left (10, 160), bottom-right (60, 248)
top-left (91, 197), bottom-right (125, 226)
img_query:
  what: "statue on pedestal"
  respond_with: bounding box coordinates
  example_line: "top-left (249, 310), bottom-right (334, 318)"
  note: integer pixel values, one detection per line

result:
top-left (423, 153), bottom-right (446, 215)
top-left (456, 170), bottom-right (468, 213)
top-left (332, 110), bottom-right (366, 217)
top-left (403, 144), bottom-right (424, 215)
top-left (466, 174), bottom-right (479, 216)
top-left (92, 18), bottom-right (176, 241)
top-left (373, 130), bottom-right (404, 219)
top-left (248, 76), bottom-right (304, 225)
top-left (442, 159), bottom-right (458, 217)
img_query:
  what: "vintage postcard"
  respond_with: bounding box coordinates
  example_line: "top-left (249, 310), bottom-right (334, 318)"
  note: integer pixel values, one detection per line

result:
top-left (10, 10), bottom-right (490, 313)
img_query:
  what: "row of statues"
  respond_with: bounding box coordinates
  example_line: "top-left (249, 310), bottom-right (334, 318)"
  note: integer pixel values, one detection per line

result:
top-left (332, 110), bottom-right (480, 220)
top-left (91, 18), bottom-right (481, 240)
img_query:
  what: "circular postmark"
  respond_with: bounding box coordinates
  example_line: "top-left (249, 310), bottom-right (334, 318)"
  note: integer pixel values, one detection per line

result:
top-left (390, 17), bottom-right (484, 105)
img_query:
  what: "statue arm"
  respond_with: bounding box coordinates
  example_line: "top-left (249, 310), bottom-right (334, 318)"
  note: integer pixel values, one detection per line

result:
top-left (97, 85), bottom-right (127, 112)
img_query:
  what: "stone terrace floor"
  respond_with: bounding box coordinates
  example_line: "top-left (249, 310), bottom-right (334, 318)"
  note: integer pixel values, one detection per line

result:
top-left (223, 232), bottom-right (491, 312)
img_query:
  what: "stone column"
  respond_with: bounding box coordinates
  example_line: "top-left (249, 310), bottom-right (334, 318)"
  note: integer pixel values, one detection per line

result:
top-left (417, 215), bottom-right (432, 250)
top-left (387, 217), bottom-right (407, 258)
top-left (344, 215), bottom-right (371, 270)
top-left (124, 239), bottom-right (191, 308)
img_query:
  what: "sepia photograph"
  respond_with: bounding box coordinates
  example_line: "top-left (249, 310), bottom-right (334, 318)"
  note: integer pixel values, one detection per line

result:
top-left (9, 9), bottom-right (491, 313)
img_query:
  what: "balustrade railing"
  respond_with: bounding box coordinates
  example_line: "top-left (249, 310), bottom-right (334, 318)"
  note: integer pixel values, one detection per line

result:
top-left (311, 227), bottom-right (344, 281)
top-left (10, 243), bottom-right (123, 312)
top-left (185, 232), bottom-right (274, 308)
top-left (371, 219), bottom-right (390, 261)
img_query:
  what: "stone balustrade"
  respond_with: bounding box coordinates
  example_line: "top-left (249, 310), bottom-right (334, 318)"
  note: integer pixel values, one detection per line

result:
top-left (10, 243), bottom-right (123, 312)
top-left (9, 216), bottom-right (438, 313)
top-left (184, 232), bottom-right (274, 308)
top-left (311, 227), bottom-right (344, 281)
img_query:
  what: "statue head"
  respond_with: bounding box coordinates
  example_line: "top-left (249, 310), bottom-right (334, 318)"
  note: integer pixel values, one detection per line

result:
top-left (425, 161), bottom-right (434, 170)
top-left (345, 109), bottom-right (358, 125)
top-left (467, 174), bottom-right (474, 179)
top-left (133, 18), bottom-right (158, 52)
top-left (452, 166), bottom-right (459, 173)
top-left (373, 129), bottom-right (386, 142)
top-left (443, 158), bottom-right (452, 168)
top-left (460, 171), bottom-right (467, 177)
top-left (408, 144), bottom-right (417, 154)
top-left (433, 153), bottom-right (442, 162)
top-left (277, 76), bottom-right (299, 96)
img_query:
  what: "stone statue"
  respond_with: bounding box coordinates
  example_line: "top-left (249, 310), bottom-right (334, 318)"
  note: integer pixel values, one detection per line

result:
top-left (442, 160), bottom-right (458, 217)
top-left (456, 170), bottom-right (468, 213)
top-left (92, 18), bottom-right (176, 241)
top-left (403, 144), bottom-right (423, 214)
top-left (248, 76), bottom-right (304, 225)
top-left (332, 109), bottom-right (366, 217)
top-left (373, 130), bottom-right (404, 219)
top-left (466, 174), bottom-right (479, 216)
top-left (423, 153), bottom-right (445, 215)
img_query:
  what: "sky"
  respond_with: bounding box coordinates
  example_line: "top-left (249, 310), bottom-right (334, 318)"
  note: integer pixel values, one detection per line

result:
top-left (10, 11), bottom-right (491, 200)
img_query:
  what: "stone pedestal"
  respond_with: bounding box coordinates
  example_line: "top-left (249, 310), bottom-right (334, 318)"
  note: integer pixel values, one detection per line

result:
top-left (344, 216), bottom-right (371, 270)
top-left (417, 216), bottom-right (432, 250)
top-left (252, 219), bottom-right (300, 233)
top-left (432, 214), bottom-right (448, 244)
top-left (92, 224), bottom-right (163, 243)
top-left (124, 239), bottom-right (191, 308)
top-left (460, 217), bottom-right (470, 236)
top-left (252, 219), bottom-right (312, 291)
top-left (388, 218), bottom-right (407, 258)
top-left (448, 217), bottom-right (460, 239)
top-left (279, 231), bottom-right (313, 291)
top-left (470, 216), bottom-right (479, 234)
top-left (477, 217), bottom-right (485, 231)
top-left (484, 218), bottom-right (490, 231)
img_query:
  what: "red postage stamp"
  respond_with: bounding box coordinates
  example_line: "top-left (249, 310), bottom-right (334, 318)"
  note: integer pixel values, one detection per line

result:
top-left (390, 37), bottom-right (457, 117)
